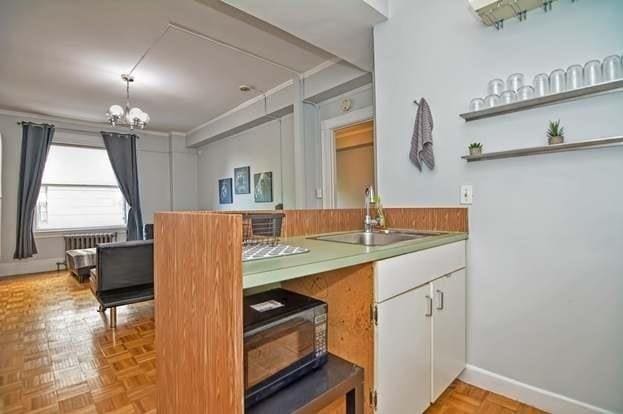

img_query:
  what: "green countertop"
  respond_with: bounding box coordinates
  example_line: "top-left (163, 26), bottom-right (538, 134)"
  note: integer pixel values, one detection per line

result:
top-left (242, 231), bottom-right (468, 289)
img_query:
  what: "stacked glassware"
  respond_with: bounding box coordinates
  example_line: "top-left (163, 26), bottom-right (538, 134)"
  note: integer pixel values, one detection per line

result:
top-left (469, 54), bottom-right (622, 111)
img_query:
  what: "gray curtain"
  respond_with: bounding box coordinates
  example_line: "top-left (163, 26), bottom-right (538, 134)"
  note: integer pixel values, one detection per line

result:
top-left (14, 122), bottom-right (55, 259)
top-left (101, 132), bottom-right (144, 240)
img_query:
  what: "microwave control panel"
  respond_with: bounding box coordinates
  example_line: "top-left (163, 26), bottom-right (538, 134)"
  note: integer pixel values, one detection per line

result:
top-left (314, 312), bottom-right (328, 357)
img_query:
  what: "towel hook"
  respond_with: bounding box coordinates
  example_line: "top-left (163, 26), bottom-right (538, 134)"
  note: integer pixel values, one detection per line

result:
top-left (413, 98), bottom-right (420, 106)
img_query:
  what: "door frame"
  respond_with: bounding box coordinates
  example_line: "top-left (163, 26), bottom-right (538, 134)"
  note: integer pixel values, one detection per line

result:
top-left (320, 106), bottom-right (374, 209)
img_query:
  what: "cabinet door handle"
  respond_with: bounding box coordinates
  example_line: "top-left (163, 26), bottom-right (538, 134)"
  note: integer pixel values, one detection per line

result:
top-left (436, 289), bottom-right (444, 310)
top-left (425, 295), bottom-right (433, 317)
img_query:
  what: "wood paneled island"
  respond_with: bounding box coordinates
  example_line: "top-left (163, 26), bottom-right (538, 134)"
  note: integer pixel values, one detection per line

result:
top-left (154, 208), bottom-right (468, 413)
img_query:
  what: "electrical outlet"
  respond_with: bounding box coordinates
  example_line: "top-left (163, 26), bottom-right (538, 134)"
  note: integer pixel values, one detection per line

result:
top-left (315, 188), bottom-right (323, 199)
top-left (460, 185), bottom-right (473, 205)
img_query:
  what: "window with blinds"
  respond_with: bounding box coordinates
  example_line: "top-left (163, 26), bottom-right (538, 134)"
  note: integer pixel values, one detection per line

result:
top-left (35, 145), bottom-right (127, 231)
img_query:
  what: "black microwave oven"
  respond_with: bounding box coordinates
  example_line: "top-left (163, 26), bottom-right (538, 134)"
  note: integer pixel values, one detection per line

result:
top-left (243, 288), bottom-right (328, 408)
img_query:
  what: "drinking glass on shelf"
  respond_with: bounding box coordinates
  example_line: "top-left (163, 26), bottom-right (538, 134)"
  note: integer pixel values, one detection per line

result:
top-left (500, 90), bottom-right (517, 105)
top-left (507, 73), bottom-right (524, 92)
top-left (566, 65), bottom-right (584, 90)
top-left (533, 73), bottom-right (550, 97)
top-left (550, 69), bottom-right (566, 94)
top-left (487, 79), bottom-right (505, 96)
top-left (484, 94), bottom-right (500, 108)
top-left (469, 98), bottom-right (485, 112)
top-left (517, 85), bottom-right (535, 101)
top-left (584, 59), bottom-right (602, 86)
top-left (602, 55), bottom-right (622, 81)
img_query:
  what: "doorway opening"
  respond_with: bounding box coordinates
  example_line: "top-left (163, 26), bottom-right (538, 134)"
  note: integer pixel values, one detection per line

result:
top-left (333, 120), bottom-right (375, 208)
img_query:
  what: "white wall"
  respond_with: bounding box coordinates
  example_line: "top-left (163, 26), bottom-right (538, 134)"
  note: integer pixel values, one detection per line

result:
top-left (374, 1), bottom-right (623, 412)
top-left (197, 115), bottom-right (295, 210)
top-left (0, 112), bottom-right (197, 277)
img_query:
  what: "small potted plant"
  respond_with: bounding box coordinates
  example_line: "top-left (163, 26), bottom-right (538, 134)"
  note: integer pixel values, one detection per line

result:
top-left (547, 120), bottom-right (565, 145)
top-left (468, 142), bottom-right (483, 156)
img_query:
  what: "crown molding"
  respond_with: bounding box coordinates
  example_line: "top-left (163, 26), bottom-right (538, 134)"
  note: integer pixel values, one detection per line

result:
top-left (0, 107), bottom-right (171, 137)
top-left (302, 57), bottom-right (342, 79)
top-left (186, 78), bottom-right (295, 135)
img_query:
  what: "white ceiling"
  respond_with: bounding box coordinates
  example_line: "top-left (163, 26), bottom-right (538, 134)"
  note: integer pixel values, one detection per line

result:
top-left (221, 0), bottom-right (388, 72)
top-left (0, 0), bottom-right (333, 132)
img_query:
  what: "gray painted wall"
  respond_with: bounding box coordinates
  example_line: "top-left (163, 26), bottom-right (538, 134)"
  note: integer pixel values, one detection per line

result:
top-left (197, 115), bottom-right (295, 210)
top-left (0, 112), bottom-right (197, 276)
top-left (305, 85), bottom-right (375, 208)
top-left (374, 0), bottom-right (623, 411)
top-left (197, 86), bottom-right (374, 210)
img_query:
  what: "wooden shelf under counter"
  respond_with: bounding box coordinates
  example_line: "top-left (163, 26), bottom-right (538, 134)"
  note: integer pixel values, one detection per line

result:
top-left (247, 354), bottom-right (364, 414)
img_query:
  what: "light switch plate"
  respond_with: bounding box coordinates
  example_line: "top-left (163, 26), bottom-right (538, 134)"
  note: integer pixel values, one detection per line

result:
top-left (460, 185), bottom-right (473, 205)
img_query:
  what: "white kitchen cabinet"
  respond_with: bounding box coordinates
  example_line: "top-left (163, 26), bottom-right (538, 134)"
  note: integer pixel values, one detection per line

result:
top-left (431, 268), bottom-right (466, 401)
top-left (374, 241), bottom-right (466, 303)
top-left (373, 241), bottom-right (466, 413)
top-left (375, 283), bottom-right (431, 414)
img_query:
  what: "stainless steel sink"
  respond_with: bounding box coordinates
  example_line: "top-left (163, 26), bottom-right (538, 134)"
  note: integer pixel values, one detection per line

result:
top-left (310, 229), bottom-right (445, 247)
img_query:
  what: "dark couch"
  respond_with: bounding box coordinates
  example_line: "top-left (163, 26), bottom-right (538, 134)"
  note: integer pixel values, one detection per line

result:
top-left (90, 240), bottom-right (154, 328)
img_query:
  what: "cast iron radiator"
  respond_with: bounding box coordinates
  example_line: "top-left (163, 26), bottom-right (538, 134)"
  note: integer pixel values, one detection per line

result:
top-left (57, 232), bottom-right (117, 271)
top-left (64, 233), bottom-right (117, 251)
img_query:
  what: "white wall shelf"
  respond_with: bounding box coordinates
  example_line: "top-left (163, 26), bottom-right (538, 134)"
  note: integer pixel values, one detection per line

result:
top-left (462, 136), bottom-right (623, 162)
top-left (460, 79), bottom-right (623, 122)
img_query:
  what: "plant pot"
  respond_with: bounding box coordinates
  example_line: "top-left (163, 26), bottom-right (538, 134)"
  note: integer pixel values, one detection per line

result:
top-left (469, 147), bottom-right (482, 156)
top-left (548, 136), bottom-right (564, 145)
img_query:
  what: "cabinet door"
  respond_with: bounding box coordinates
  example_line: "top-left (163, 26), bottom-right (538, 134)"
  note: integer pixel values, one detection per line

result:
top-left (375, 284), bottom-right (432, 414)
top-left (431, 269), bottom-right (466, 401)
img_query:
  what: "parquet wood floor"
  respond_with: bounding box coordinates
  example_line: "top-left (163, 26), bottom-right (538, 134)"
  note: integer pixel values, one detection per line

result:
top-left (0, 272), bottom-right (155, 414)
top-left (0, 271), bottom-right (546, 414)
top-left (425, 379), bottom-right (548, 414)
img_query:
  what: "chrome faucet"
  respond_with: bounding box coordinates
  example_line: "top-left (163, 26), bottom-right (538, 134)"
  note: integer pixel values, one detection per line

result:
top-left (364, 185), bottom-right (378, 233)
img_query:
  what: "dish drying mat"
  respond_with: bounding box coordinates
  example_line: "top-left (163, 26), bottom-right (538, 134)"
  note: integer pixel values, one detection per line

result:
top-left (243, 244), bottom-right (309, 262)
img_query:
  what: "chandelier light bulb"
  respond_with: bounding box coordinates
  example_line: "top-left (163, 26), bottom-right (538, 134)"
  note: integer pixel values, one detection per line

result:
top-left (106, 75), bottom-right (150, 129)
top-left (108, 104), bottom-right (124, 117)
top-left (128, 107), bottom-right (142, 120)
top-left (137, 111), bottom-right (149, 123)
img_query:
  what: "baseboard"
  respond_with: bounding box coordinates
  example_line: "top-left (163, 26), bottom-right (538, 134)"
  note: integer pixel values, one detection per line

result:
top-left (460, 364), bottom-right (616, 414)
top-left (0, 257), bottom-right (64, 278)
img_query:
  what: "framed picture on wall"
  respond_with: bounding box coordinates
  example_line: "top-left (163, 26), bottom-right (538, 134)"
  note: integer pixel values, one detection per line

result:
top-left (234, 166), bottom-right (250, 194)
top-left (218, 178), bottom-right (233, 204)
top-left (253, 172), bottom-right (273, 203)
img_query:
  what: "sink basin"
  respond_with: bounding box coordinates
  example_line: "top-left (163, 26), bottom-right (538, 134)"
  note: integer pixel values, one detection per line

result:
top-left (310, 230), bottom-right (445, 247)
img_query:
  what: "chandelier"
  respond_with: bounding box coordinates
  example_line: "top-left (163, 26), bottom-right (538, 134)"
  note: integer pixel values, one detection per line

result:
top-left (106, 74), bottom-right (150, 130)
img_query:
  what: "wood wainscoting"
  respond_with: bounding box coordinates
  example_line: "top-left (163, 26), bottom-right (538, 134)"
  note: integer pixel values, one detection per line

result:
top-left (384, 207), bottom-right (468, 232)
top-left (154, 212), bottom-right (243, 414)
top-left (282, 207), bottom-right (468, 237)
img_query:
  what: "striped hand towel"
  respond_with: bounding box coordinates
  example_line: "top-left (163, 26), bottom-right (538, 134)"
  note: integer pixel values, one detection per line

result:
top-left (409, 98), bottom-right (435, 171)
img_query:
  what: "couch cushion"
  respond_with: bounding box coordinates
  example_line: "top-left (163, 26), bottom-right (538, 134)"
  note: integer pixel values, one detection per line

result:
top-left (97, 285), bottom-right (154, 308)
top-left (66, 248), bottom-right (96, 270)
top-left (96, 240), bottom-right (153, 292)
